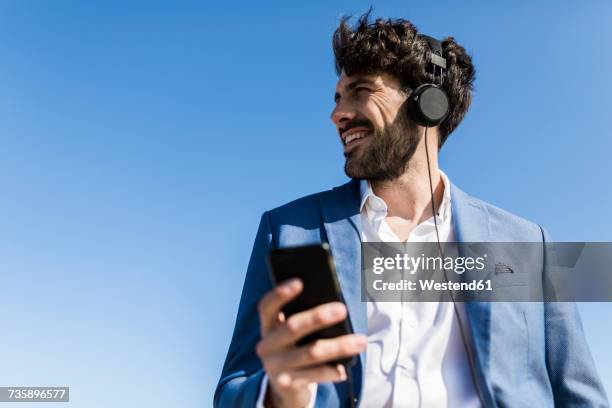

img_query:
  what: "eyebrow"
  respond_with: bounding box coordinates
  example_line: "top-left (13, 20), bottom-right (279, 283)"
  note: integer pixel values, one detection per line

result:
top-left (334, 78), bottom-right (376, 102)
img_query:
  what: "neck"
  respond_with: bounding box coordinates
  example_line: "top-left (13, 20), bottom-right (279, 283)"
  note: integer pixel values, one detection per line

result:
top-left (370, 130), bottom-right (444, 224)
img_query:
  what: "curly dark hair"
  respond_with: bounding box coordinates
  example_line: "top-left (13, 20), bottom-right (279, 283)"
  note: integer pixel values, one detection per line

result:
top-left (332, 11), bottom-right (476, 147)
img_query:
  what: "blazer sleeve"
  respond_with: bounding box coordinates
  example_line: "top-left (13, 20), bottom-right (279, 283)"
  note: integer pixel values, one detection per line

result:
top-left (214, 212), bottom-right (276, 407)
top-left (541, 226), bottom-right (610, 407)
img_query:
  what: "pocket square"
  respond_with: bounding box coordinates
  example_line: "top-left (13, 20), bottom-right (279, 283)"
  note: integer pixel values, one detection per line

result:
top-left (495, 263), bottom-right (514, 274)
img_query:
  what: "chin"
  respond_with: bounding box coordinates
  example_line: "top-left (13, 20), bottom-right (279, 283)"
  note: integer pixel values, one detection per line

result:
top-left (344, 158), bottom-right (366, 179)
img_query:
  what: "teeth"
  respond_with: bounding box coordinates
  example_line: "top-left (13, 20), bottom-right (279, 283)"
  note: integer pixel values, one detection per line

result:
top-left (345, 131), bottom-right (368, 144)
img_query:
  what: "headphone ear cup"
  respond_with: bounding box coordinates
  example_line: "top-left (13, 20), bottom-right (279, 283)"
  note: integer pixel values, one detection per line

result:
top-left (407, 84), bottom-right (450, 127)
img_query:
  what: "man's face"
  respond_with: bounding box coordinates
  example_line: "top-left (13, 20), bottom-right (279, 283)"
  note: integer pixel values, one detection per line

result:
top-left (331, 71), bottom-right (420, 181)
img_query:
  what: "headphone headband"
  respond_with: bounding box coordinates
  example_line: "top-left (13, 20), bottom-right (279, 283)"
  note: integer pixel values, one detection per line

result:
top-left (420, 34), bottom-right (446, 70)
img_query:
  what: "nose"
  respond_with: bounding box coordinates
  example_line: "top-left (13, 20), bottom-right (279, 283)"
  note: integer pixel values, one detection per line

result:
top-left (330, 101), bottom-right (356, 128)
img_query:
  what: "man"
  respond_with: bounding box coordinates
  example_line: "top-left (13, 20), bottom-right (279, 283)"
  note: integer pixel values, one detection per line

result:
top-left (214, 13), bottom-right (608, 407)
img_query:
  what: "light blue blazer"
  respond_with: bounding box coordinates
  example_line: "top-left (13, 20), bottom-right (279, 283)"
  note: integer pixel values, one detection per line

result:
top-left (214, 180), bottom-right (609, 407)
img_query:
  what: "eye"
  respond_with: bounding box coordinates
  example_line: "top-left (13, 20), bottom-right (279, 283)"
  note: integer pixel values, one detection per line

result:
top-left (355, 86), bottom-right (369, 94)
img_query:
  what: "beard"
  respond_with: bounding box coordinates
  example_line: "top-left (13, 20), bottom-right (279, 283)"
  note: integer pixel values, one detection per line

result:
top-left (344, 110), bottom-right (420, 182)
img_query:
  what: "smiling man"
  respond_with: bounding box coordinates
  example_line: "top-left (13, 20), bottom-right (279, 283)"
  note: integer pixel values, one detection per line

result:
top-left (214, 12), bottom-right (608, 408)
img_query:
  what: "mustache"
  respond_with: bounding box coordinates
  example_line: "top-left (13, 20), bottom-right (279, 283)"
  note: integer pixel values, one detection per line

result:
top-left (341, 119), bottom-right (374, 135)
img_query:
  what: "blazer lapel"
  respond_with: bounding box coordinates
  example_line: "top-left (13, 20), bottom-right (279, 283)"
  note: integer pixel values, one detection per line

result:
top-left (450, 184), bottom-right (496, 407)
top-left (319, 179), bottom-right (367, 401)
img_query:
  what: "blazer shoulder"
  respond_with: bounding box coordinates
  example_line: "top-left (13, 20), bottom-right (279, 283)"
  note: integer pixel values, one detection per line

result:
top-left (267, 188), bottom-right (331, 221)
top-left (455, 185), bottom-right (546, 241)
top-left (265, 180), bottom-right (355, 227)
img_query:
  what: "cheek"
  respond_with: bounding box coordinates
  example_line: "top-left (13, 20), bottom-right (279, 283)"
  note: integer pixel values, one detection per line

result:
top-left (359, 100), bottom-right (388, 129)
top-left (366, 95), bottom-right (405, 128)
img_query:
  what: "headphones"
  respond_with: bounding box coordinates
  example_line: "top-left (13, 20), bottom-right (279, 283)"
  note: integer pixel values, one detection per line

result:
top-left (406, 35), bottom-right (450, 127)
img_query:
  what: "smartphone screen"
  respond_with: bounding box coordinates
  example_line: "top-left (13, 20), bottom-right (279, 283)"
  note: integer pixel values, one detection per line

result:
top-left (267, 243), bottom-right (355, 366)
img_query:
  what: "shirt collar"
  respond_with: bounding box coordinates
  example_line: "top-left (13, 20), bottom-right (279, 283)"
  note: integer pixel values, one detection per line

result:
top-left (359, 169), bottom-right (452, 220)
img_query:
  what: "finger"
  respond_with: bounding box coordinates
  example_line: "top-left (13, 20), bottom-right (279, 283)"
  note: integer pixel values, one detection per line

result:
top-left (274, 364), bottom-right (347, 390)
top-left (264, 334), bottom-right (367, 372)
top-left (258, 302), bottom-right (347, 355)
top-left (258, 278), bottom-right (303, 334)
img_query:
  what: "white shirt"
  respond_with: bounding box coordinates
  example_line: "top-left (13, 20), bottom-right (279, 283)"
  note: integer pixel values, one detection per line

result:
top-left (359, 170), bottom-right (480, 408)
top-left (257, 171), bottom-right (480, 407)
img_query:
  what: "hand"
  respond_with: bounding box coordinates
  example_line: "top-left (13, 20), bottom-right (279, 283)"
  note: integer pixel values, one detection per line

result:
top-left (256, 278), bottom-right (367, 408)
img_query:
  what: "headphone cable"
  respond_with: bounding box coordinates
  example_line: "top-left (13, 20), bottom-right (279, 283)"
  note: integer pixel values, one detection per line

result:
top-left (340, 127), bottom-right (488, 408)
top-left (423, 126), bottom-right (488, 408)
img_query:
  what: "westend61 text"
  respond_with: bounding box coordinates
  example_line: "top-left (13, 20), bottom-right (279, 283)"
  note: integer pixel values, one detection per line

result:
top-left (372, 279), bottom-right (493, 292)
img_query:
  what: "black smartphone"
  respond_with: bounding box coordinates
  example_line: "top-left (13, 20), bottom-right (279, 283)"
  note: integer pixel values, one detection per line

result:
top-left (267, 243), bottom-right (356, 366)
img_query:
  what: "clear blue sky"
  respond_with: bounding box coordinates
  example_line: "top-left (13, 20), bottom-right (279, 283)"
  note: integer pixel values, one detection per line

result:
top-left (0, 1), bottom-right (610, 406)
